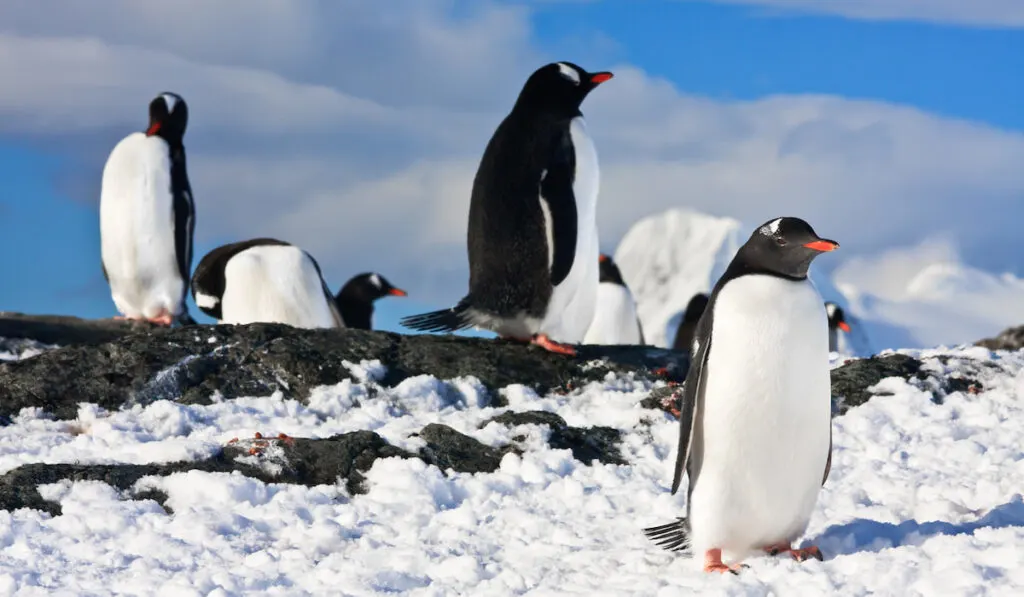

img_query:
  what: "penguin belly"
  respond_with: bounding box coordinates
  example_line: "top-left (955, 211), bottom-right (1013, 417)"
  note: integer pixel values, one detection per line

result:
top-left (99, 133), bottom-right (185, 319)
top-left (540, 117), bottom-right (600, 343)
top-left (583, 282), bottom-right (643, 345)
top-left (687, 275), bottom-right (831, 564)
top-left (219, 245), bottom-right (338, 329)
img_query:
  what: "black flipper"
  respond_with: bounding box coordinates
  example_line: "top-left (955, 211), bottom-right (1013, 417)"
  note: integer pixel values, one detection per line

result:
top-left (401, 299), bottom-right (474, 333)
top-left (670, 305), bottom-right (714, 495)
top-left (642, 518), bottom-right (690, 553)
top-left (540, 128), bottom-right (577, 287)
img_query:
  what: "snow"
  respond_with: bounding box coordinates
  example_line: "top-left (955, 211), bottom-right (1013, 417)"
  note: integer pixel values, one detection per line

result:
top-left (1, 343), bottom-right (1024, 594)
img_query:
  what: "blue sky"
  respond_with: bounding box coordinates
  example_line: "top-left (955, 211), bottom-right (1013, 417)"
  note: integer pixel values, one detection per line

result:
top-left (0, 0), bottom-right (1021, 334)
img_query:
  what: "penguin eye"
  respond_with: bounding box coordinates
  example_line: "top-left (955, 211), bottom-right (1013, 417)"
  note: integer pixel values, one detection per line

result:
top-left (775, 237), bottom-right (787, 247)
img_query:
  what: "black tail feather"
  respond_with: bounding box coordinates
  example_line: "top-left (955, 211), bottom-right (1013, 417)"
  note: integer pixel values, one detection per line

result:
top-left (643, 518), bottom-right (690, 553)
top-left (400, 301), bottom-right (474, 333)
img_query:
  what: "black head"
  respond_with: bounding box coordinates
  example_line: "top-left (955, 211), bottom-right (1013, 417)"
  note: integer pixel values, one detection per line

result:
top-left (337, 273), bottom-right (407, 304)
top-left (598, 254), bottom-right (627, 286)
top-left (146, 92), bottom-right (188, 146)
top-left (735, 217), bottom-right (839, 279)
top-left (825, 301), bottom-right (851, 333)
top-left (512, 61), bottom-right (613, 119)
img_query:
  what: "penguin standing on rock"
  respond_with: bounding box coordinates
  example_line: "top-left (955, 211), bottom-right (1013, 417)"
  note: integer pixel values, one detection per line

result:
top-left (400, 62), bottom-right (613, 356)
top-left (334, 273), bottom-right (407, 330)
top-left (643, 217), bottom-right (839, 573)
top-left (100, 92), bottom-right (195, 326)
top-left (190, 238), bottom-right (344, 329)
top-left (583, 254), bottom-right (644, 345)
top-left (825, 301), bottom-right (852, 353)
top-left (671, 293), bottom-right (710, 353)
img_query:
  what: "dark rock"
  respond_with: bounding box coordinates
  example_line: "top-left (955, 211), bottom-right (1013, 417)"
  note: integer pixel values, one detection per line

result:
top-left (829, 354), bottom-right (923, 414)
top-left (976, 325), bottom-right (1024, 351)
top-left (0, 312), bottom-right (159, 347)
top-left (415, 423), bottom-right (511, 474)
top-left (0, 315), bottom-right (686, 422)
top-left (482, 410), bottom-right (626, 466)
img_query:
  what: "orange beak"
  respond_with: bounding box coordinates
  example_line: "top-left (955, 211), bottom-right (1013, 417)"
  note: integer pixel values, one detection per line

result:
top-left (146, 122), bottom-right (161, 136)
top-left (838, 321), bottom-right (851, 333)
top-left (590, 72), bottom-right (613, 84)
top-left (599, 254), bottom-right (609, 263)
top-left (388, 288), bottom-right (408, 297)
top-left (803, 240), bottom-right (839, 252)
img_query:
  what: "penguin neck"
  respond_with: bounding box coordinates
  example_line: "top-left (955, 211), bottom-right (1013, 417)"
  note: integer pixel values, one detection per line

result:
top-left (336, 296), bottom-right (374, 330)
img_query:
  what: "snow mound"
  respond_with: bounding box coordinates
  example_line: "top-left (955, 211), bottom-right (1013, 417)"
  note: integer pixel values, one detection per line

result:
top-left (834, 238), bottom-right (1024, 351)
top-left (613, 208), bottom-right (743, 348)
top-left (615, 208), bottom-right (862, 353)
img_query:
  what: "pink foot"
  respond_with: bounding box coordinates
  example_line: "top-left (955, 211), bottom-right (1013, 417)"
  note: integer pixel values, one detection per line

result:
top-left (704, 549), bottom-right (744, 574)
top-left (531, 334), bottom-right (576, 356)
top-left (147, 313), bottom-right (174, 326)
top-left (763, 543), bottom-right (823, 562)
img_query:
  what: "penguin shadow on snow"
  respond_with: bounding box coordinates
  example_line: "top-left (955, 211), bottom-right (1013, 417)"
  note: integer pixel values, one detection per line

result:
top-left (810, 494), bottom-right (1024, 558)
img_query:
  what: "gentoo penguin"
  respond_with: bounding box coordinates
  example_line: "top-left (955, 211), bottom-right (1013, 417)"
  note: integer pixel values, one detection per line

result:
top-left (400, 61), bottom-right (613, 356)
top-left (100, 92), bottom-right (195, 326)
top-left (583, 254), bottom-right (645, 345)
top-left (643, 217), bottom-right (839, 573)
top-left (671, 293), bottom-right (710, 353)
top-left (825, 301), bottom-right (852, 353)
top-left (190, 238), bottom-right (344, 329)
top-left (334, 273), bottom-right (407, 330)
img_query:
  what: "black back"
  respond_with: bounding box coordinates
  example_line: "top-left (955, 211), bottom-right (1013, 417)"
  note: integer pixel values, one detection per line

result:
top-left (465, 61), bottom-right (613, 319)
top-left (146, 92), bottom-right (195, 311)
top-left (598, 254), bottom-right (627, 286)
top-left (190, 238), bottom-right (292, 320)
top-left (334, 273), bottom-right (406, 330)
top-left (669, 217), bottom-right (839, 502)
top-left (671, 293), bottom-right (710, 352)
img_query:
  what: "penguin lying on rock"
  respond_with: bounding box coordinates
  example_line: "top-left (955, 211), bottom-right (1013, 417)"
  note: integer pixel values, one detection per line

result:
top-left (644, 217), bottom-right (838, 574)
top-left (400, 61), bottom-right (613, 356)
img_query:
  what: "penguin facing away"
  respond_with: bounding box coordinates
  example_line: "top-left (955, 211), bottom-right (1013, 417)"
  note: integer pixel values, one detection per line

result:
top-left (191, 238), bottom-right (344, 329)
top-left (335, 273), bottom-right (407, 330)
top-left (825, 301), bottom-right (852, 353)
top-left (671, 293), bottom-right (710, 353)
top-left (100, 92), bottom-right (195, 326)
top-left (400, 61), bottom-right (613, 356)
top-left (583, 254), bottom-right (645, 345)
top-left (643, 217), bottom-right (839, 573)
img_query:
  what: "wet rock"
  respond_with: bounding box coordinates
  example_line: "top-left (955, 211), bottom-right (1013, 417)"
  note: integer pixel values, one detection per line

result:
top-left (415, 423), bottom-right (511, 474)
top-left (0, 315), bottom-right (686, 421)
top-left (0, 312), bottom-right (158, 347)
top-left (483, 410), bottom-right (626, 466)
top-left (829, 354), bottom-right (923, 414)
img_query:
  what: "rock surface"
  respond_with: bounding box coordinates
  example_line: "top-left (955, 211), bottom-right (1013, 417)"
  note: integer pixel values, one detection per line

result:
top-left (976, 325), bottom-right (1024, 351)
top-left (0, 312), bottom-right (996, 516)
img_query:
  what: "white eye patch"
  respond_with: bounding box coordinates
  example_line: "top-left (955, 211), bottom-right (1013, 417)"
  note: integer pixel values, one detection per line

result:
top-left (759, 217), bottom-right (782, 237)
top-left (370, 273), bottom-right (382, 289)
top-left (557, 62), bottom-right (580, 85)
top-left (162, 93), bottom-right (178, 113)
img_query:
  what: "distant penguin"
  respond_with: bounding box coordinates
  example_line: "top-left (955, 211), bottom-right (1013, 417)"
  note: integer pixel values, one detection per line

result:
top-left (400, 61), bottom-right (613, 356)
top-left (100, 92), bottom-right (195, 326)
top-left (583, 254), bottom-right (644, 345)
top-left (644, 217), bottom-right (838, 573)
top-left (335, 273), bottom-right (407, 330)
top-left (671, 293), bottom-right (710, 353)
top-left (825, 301), bottom-right (851, 353)
top-left (190, 238), bottom-right (344, 329)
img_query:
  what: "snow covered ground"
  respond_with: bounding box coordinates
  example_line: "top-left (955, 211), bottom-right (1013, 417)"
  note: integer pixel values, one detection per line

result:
top-left (0, 344), bottom-right (1023, 595)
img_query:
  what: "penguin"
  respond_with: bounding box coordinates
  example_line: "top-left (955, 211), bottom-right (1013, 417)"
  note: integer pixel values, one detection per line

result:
top-left (334, 273), bottom-right (408, 330)
top-left (190, 238), bottom-right (344, 329)
top-left (671, 293), bottom-right (710, 353)
top-left (99, 92), bottom-right (195, 326)
top-left (643, 217), bottom-right (839, 573)
top-left (583, 254), bottom-right (645, 345)
top-left (400, 61), bottom-right (613, 356)
top-left (825, 301), bottom-right (852, 353)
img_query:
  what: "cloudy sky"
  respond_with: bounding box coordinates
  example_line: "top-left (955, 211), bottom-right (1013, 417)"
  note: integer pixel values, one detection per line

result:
top-left (0, 0), bottom-right (1021, 331)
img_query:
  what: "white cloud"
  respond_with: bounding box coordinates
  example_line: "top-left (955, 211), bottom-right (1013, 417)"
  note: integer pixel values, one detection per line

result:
top-left (695, 0), bottom-right (1024, 27)
top-left (1, 1), bottom-right (1023, 327)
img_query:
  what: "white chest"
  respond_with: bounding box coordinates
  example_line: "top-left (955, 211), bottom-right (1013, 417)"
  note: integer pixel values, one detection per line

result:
top-left (583, 283), bottom-right (643, 345)
top-left (687, 274), bottom-right (832, 561)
